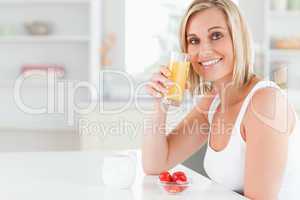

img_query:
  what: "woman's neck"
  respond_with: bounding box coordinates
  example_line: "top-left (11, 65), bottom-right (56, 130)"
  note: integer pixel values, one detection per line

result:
top-left (212, 74), bottom-right (253, 111)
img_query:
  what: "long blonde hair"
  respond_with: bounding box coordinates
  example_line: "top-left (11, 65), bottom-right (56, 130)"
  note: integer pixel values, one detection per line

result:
top-left (179, 0), bottom-right (254, 95)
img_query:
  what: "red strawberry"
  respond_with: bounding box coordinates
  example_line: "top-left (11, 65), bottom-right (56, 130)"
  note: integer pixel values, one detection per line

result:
top-left (172, 171), bottom-right (187, 184)
top-left (159, 171), bottom-right (173, 182)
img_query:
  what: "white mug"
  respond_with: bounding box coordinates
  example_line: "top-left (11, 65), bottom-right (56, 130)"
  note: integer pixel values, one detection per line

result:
top-left (101, 152), bottom-right (137, 189)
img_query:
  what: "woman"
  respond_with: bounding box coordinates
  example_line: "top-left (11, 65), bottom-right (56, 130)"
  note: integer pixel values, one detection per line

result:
top-left (142, 0), bottom-right (299, 199)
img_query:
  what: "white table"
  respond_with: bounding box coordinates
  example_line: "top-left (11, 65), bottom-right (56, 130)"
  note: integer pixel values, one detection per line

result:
top-left (0, 150), bottom-right (248, 200)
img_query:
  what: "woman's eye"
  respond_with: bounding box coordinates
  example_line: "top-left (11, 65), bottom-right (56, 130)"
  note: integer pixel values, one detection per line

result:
top-left (211, 32), bottom-right (223, 40)
top-left (188, 38), bottom-right (199, 45)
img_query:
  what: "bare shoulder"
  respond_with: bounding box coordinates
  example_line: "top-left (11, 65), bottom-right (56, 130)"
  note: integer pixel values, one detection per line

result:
top-left (242, 86), bottom-right (295, 199)
top-left (245, 86), bottom-right (296, 137)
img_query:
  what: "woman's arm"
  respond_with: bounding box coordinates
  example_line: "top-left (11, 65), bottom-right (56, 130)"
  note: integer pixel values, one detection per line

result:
top-left (243, 88), bottom-right (296, 200)
top-left (142, 91), bottom-right (214, 174)
top-left (142, 96), bottom-right (213, 174)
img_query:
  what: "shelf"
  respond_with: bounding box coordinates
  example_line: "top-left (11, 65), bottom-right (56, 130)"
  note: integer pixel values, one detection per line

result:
top-left (0, 79), bottom-right (51, 88)
top-left (0, 78), bottom-right (84, 88)
top-left (270, 49), bottom-right (300, 58)
top-left (269, 10), bottom-right (300, 18)
top-left (0, 35), bottom-right (90, 43)
top-left (0, 0), bottom-right (90, 4)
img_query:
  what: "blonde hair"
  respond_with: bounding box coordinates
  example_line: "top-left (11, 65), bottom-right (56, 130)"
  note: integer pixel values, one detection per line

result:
top-left (179, 0), bottom-right (254, 95)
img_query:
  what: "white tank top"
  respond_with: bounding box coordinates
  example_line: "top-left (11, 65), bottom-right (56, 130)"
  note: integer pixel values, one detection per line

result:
top-left (203, 80), bottom-right (300, 199)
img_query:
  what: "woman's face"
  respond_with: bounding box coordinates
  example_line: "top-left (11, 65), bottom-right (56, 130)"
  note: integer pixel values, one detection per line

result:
top-left (186, 8), bottom-right (234, 83)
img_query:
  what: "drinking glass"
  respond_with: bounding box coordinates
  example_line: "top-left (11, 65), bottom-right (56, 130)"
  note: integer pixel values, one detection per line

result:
top-left (162, 52), bottom-right (190, 106)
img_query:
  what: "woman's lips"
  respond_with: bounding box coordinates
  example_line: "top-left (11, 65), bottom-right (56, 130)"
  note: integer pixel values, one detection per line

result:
top-left (200, 58), bottom-right (222, 69)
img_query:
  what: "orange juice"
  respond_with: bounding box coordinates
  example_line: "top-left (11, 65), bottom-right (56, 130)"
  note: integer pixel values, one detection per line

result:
top-left (165, 61), bottom-right (190, 105)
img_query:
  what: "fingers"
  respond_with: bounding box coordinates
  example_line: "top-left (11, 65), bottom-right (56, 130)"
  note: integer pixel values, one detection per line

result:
top-left (145, 82), bottom-right (164, 98)
top-left (152, 72), bottom-right (173, 87)
top-left (146, 66), bottom-right (174, 99)
top-left (160, 66), bottom-right (171, 78)
top-left (148, 73), bottom-right (169, 96)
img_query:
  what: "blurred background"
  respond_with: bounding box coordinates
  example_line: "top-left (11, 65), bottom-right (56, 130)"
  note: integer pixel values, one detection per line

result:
top-left (0, 0), bottom-right (299, 174)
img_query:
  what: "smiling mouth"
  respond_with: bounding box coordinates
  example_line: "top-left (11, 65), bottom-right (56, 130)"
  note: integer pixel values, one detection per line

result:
top-left (200, 58), bottom-right (222, 68)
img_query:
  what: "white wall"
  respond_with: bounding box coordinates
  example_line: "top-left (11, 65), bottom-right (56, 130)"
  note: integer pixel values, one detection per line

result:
top-left (102, 0), bottom-right (265, 71)
top-left (239, 0), bottom-right (265, 44)
top-left (102, 0), bottom-right (125, 70)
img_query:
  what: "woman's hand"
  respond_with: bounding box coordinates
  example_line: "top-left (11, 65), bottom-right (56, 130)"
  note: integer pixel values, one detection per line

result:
top-left (145, 66), bottom-right (174, 101)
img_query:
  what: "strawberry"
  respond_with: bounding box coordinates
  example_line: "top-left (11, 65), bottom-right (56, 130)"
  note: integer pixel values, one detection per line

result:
top-left (159, 171), bottom-right (173, 182)
top-left (171, 171), bottom-right (188, 184)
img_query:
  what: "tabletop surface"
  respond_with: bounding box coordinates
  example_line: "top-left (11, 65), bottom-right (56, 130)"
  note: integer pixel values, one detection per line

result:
top-left (0, 150), bottom-right (248, 200)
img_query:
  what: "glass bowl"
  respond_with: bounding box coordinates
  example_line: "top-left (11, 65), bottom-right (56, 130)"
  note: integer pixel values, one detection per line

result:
top-left (157, 180), bottom-right (192, 194)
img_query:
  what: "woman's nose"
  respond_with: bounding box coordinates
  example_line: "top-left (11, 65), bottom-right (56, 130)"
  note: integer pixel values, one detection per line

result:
top-left (199, 42), bottom-right (214, 55)
top-left (190, 43), bottom-right (214, 61)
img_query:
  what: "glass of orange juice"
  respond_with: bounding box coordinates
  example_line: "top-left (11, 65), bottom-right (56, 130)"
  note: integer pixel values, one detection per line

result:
top-left (163, 52), bottom-right (190, 106)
